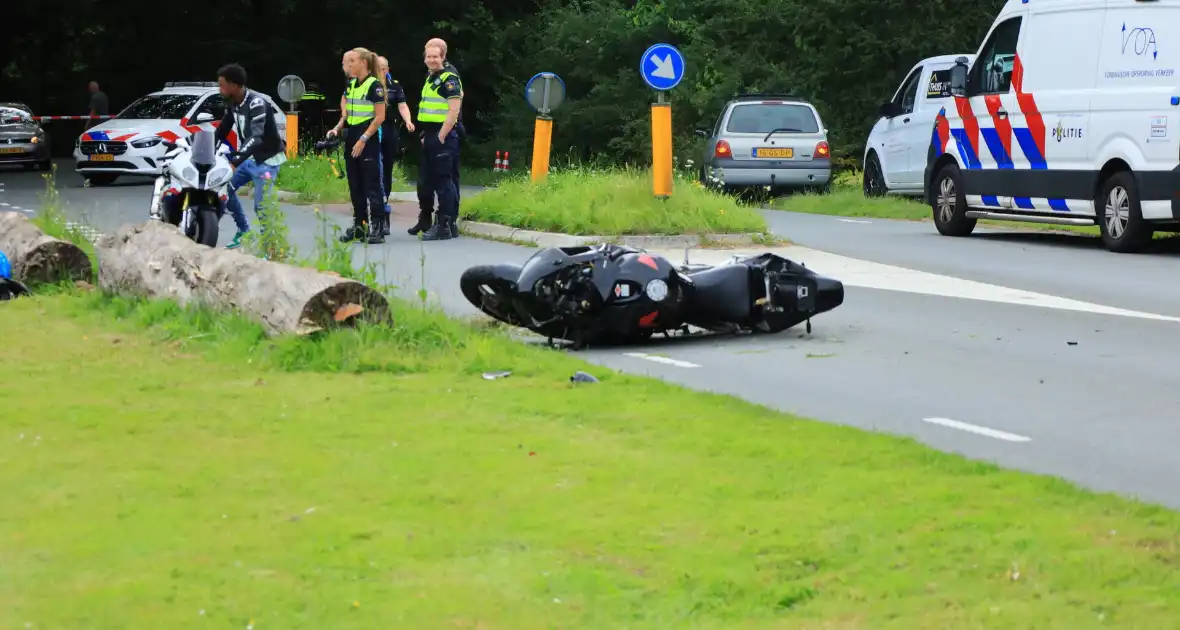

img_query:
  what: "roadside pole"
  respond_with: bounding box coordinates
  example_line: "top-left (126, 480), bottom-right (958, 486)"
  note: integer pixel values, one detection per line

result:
top-left (276, 75), bottom-right (306, 158)
top-left (639, 43), bottom-right (686, 199)
top-left (525, 72), bottom-right (566, 183)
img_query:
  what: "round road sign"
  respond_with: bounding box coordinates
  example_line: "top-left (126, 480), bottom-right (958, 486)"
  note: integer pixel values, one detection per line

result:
top-left (524, 72), bottom-right (566, 115)
top-left (276, 75), bottom-right (306, 105)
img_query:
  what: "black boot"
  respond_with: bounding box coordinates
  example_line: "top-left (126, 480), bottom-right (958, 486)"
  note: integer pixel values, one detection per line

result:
top-left (421, 215), bottom-right (453, 241)
top-left (365, 212), bottom-right (384, 241)
top-left (339, 224), bottom-right (367, 243)
top-left (407, 211), bottom-right (432, 236)
top-left (367, 218), bottom-right (386, 244)
top-left (381, 211), bottom-right (391, 236)
top-left (449, 216), bottom-right (460, 239)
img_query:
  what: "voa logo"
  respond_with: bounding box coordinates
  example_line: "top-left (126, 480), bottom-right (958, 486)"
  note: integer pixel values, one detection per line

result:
top-left (1122, 23), bottom-right (1159, 60)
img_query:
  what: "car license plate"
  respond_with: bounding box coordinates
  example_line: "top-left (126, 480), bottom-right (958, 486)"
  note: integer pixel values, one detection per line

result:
top-left (754, 147), bottom-right (793, 158)
top-left (91, 154), bottom-right (114, 162)
top-left (0, 147), bottom-right (23, 155)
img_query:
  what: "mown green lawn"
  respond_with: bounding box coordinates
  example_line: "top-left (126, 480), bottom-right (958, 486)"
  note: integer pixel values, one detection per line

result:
top-left (1, 289), bottom-right (1179, 629)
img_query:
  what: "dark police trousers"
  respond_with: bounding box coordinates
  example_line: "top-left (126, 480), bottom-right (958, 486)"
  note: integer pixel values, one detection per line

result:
top-left (344, 124), bottom-right (383, 232)
top-left (379, 121), bottom-right (401, 201)
top-left (417, 130), bottom-right (460, 221)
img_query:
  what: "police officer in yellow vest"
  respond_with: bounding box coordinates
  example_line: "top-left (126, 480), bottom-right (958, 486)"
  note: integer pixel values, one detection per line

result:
top-left (326, 48), bottom-right (387, 244)
top-left (412, 42), bottom-right (463, 241)
top-left (299, 83), bottom-right (327, 139)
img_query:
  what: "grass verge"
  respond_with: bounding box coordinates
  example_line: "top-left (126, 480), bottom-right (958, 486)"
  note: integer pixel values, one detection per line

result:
top-left (770, 170), bottom-right (1106, 236)
top-left (269, 154), bottom-right (504, 206)
top-left (461, 165), bottom-right (768, 236)
top-left (271, 154), bottom-right (413, 204)
top-left (4, 290), bottom-right (1180, 627)
top-left (29, 163), bottom-right (98, 278)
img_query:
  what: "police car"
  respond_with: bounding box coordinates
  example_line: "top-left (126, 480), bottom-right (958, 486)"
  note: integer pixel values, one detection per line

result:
top-left (926, 0), bottom-right (1180, 253)
top-left (73, 82), bottom-right (286, 186)
top-left (863, 53), bottom-right (976, 197)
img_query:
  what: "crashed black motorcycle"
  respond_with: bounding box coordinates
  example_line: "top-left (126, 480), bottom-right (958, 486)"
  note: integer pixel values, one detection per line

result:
top-left (459, 243), bottom-right (844, 348)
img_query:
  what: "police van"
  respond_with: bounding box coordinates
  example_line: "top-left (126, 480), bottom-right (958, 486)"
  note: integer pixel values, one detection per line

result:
top-left (926, 0), bottom-right (1180, 253)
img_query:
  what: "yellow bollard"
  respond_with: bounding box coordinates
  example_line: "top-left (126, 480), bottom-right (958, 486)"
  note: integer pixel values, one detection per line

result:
top-left (285, 112), bottom-right (299, 158)
top-left (531, 117), bottom-right (553, 183)
top-left (651, 102), bottom-right (673, 198)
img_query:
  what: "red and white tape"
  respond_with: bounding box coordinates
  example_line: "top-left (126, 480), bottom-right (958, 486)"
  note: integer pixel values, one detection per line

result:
top-left (31, 115), bottom-right (116, 122)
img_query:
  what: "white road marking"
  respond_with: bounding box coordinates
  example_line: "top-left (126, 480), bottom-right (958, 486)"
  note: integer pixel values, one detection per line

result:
top-left (623, 352), bottom-right (701, 368)
top-left (837, 218), bottom-right (872, 224)
top-left (922, 417), bottom-right (1032, 442)
top-left (653, 245), bottom-right (1180, 324)
top-left (0, 202), bottom-right (9, 206)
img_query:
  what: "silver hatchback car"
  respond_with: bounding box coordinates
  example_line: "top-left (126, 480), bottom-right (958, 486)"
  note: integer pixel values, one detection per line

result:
top-left (695, 94), bottom-right (832, 194)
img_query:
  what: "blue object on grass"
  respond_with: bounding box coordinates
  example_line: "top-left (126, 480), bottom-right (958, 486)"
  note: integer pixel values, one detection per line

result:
top-left (0, 250), bottom-right (11, 280)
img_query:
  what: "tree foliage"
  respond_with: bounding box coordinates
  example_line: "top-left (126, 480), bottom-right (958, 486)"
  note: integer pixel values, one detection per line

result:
top-left (3, 0), bottom-right (1002, 167)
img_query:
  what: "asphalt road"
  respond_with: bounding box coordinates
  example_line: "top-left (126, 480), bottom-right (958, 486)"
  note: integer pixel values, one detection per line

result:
top-left (5, 160), bottom-right (1180, 509)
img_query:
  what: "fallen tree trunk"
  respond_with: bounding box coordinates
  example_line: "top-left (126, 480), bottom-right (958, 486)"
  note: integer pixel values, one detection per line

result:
top-left (0, 211), bottom-right (93, 284)
top-left (94, 221), bottom-right (392, 336)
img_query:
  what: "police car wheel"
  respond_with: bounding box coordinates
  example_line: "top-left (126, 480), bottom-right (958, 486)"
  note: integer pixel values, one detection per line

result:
top-left (930, 164), bottom-right (976, 237)
top-left (1098, 171), bottom-right (1153, 254)
top-left (862, 153), bottom-right (886, 197)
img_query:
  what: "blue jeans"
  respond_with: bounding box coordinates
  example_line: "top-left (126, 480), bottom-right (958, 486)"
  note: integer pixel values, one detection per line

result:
top-left (226, 158), bottom-right (280, 233)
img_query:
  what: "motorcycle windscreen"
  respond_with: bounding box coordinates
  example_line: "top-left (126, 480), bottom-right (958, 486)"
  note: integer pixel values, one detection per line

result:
top-left (190, 130), bottom-right (216, 167)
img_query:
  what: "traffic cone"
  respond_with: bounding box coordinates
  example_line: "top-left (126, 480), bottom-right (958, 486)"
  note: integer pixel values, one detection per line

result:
top-left (494, 150), bottom-right (502, 173)
top-left (502, 151), bottom-right (510, 173)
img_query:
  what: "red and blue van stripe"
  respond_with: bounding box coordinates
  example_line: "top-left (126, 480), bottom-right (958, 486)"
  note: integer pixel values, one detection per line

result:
top-left (1011, 54), bottom-right (1069, 211)
top-left (928, 53), bottom-right (1072, 212)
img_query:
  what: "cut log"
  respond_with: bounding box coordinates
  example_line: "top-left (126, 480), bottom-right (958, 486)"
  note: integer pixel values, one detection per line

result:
top-left (94, 220), bottom-right (392, 336)
top-left (0, 211), bottom-right (93, 284)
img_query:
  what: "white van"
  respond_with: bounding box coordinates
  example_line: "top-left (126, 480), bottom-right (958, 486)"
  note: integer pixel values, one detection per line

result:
top-left (926, 0), bottom-right (1180, 253)
top-left (863, 53), bottom-right (976, 197)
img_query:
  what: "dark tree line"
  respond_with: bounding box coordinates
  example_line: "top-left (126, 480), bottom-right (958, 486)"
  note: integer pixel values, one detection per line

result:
top-left (4, 0), bottom-right (1002, 168)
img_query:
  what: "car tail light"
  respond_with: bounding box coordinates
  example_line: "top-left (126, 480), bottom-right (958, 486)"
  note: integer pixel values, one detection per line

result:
top-left (714, 139), bottom-right (732, 158)
top-left (814, 141), bottom-right (830, 159)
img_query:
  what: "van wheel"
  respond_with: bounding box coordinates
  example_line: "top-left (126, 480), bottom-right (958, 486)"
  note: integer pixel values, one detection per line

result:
top-left (930, 164), bottom-right (976, 237)
top-left (1098, 171), bottom-right (1153, 253)
top-left (862, 153), bottom-right (886, 197)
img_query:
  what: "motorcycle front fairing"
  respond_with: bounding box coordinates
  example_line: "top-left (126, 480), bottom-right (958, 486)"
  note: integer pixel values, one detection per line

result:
top-left (596, 249), bottom-right (687, 335)
top-left (507, 244), bottom-right (685, 343)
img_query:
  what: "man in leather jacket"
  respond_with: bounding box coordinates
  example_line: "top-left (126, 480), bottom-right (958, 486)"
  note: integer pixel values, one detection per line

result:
top-left (214, 63), bottom-right (287, 249)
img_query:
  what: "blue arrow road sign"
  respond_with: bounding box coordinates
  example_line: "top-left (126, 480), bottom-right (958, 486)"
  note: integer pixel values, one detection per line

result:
top-left (640, 43), bottom-right (685, 91)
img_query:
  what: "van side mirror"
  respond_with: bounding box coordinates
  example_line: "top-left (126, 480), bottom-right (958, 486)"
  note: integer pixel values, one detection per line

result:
top-left (694, 128), bottom-right (709, 138)
top-left (950, 57), bottom-right (969, 97)
top-left (194, 112), bottom-right (215, 123)
top-left (878, 101), bottom-right (900, 118)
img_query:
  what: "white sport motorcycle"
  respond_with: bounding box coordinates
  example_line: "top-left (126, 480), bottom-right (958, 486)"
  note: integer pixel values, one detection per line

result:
top-left (149, 129), bottom-right (234, 247)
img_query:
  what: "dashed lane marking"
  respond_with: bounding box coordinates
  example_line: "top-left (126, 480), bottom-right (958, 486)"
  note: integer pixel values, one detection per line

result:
top-left (921, 417), bottom-right (1032, 443)
top-left (622, 352), bottom-right (701, 368)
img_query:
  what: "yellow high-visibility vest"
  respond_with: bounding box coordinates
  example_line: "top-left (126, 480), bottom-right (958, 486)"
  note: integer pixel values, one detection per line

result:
top-left (345, 76), bottom-right (377, 125)
top-left (418, 71), bottom-right (460, 123)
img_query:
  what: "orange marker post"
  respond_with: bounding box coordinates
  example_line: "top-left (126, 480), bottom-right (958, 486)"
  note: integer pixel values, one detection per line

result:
top-left (651, 92), bottom-right (673, 198)
top-left (531, 117), bottom-right (553, 183)
top-left (285, 112), bottom-right (299, 158)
